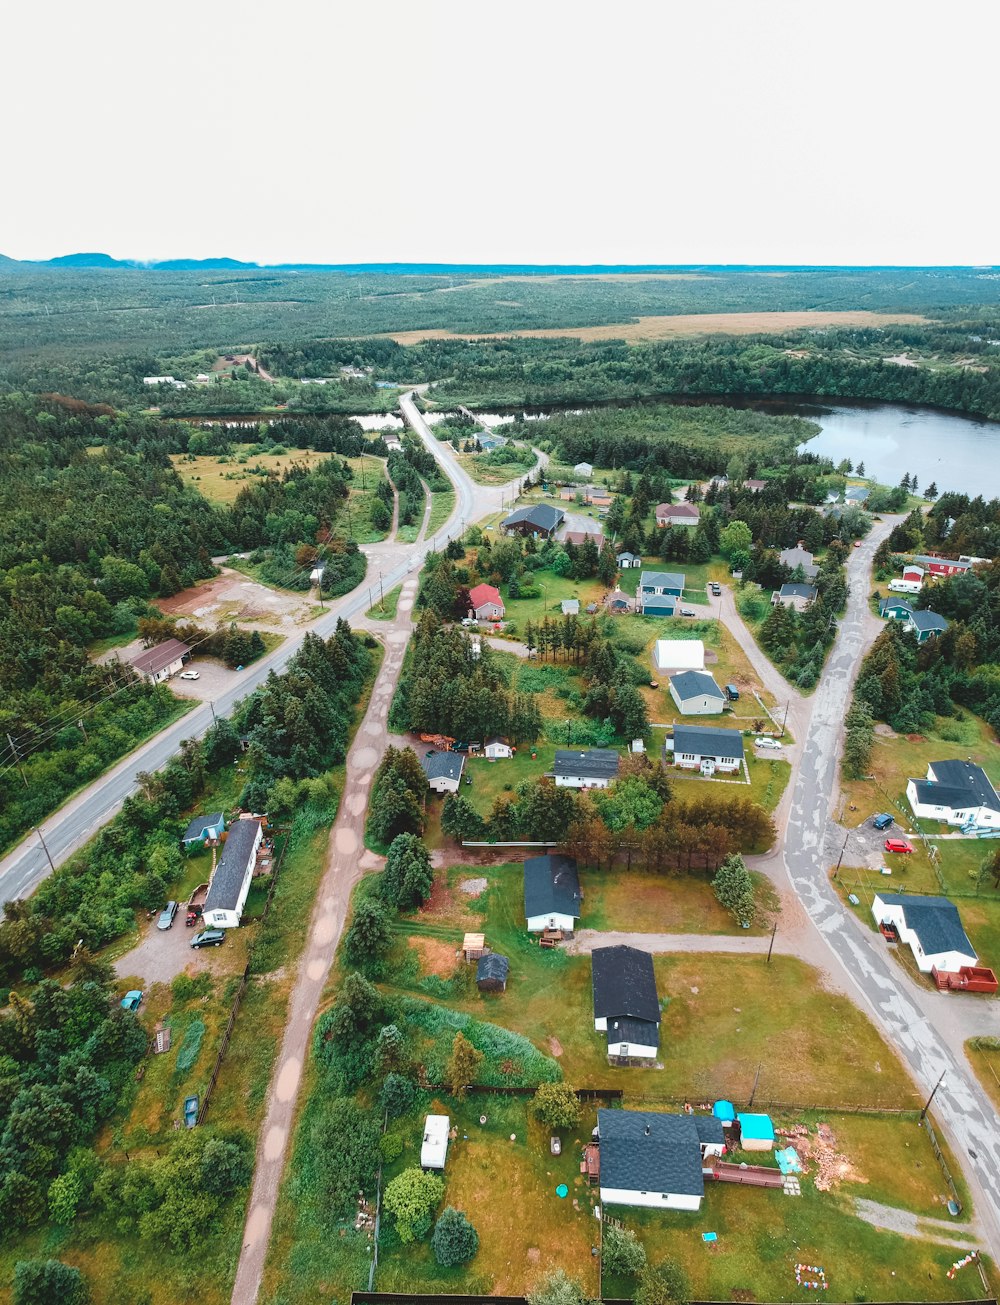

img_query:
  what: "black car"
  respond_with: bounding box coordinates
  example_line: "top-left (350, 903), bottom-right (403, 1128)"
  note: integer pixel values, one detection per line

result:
top-left (190, 929), bottom-right (226, 949)
top-left (871, 812), bottom-right (894, 831)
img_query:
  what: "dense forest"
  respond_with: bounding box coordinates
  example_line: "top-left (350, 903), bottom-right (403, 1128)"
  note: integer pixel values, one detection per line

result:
top-left (0, 395), bottom-right (367, 851)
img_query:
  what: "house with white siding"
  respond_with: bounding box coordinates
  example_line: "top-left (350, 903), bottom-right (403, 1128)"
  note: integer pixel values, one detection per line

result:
top-left (553, 749), bottom-right (619, 789)
top-left (202, 817), bottom-right (263, 929)
top-left (596, 1109), bottom-right (726, 1212)
top-left (871, 893), bottom-right (977, 975)
top-left (906, 761), bottom-right (1000, 830)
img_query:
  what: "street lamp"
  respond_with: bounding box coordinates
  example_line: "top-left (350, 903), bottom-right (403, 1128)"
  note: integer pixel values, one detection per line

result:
top-left (920, 1069), bottom-right (946, 1123)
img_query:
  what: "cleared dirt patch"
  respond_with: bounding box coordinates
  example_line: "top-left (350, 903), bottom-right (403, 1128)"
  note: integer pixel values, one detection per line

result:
top-left (386, 310), bottom-right (928, 346)
top-left (408, 936), bottom-right (458, 978)
top-left (158, 566), bottom-right (316, 631)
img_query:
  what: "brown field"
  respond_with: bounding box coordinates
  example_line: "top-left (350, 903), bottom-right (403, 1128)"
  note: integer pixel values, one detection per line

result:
top-left (386, 309), bottom-right (928, 346)
top-left (171, 446), bottom-right (334, 504)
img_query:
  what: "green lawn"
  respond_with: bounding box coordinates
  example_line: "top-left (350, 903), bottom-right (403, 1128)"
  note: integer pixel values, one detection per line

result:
top-left (367, 582), bottom-right (403, 621)
top-left (965, 1039), bottom-right (1000, 1114)
top-left (428, 487), bottom-right (456, 537)
top-left (584, 865), bottom-right (778, 937)
top-left (392, 867), bottom-right (921, 1107)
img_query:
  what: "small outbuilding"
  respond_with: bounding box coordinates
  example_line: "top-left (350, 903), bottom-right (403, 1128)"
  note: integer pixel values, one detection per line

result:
top-left (654, 639), bottom-right (705, 673)
top-left (484, 737), bottom-right (513, 760)
top-left (561, 599), bottom-right (581, 616)
top-left (736, 1113), bottom-right (775, 1152)
top-left (476, 953), bottom-right (509, 992)
top-left (181, 812), bottom-right (225, 846)
top-left (616, 552), bottom-right (642, 569)
top-left (420, 1114), bottom-right (450, 1170)
top-left (574, 461), bottom-right (594, 478)
top-left (462, 932), bottom-right (487, 961)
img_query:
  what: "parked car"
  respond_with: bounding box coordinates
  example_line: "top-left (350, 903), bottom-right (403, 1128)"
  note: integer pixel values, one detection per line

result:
top-left (120, 990), bottom-right (143, 1012)
top-left (755, 737), bottom-right (782, 750)
top-left (157, 900), bottom-right (178, 930)
top-left (179, 670), bottom-right (200, 680)
top-left (885, 838), bottom-right (913, 854)
top-left (680, 607), bottom-right (696, 617)
top-left (872, 812), bottom-right (894, 831)
top-left (460, 617), bottom-right (478, 627)
top-left (725, 684), bottom-right (740, 702)
top-left (190, 929), bottom-right (226, 948)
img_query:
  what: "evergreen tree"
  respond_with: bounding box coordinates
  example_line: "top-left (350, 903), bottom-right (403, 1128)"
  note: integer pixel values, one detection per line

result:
top-left (712, 853), bottom-right (756, 926)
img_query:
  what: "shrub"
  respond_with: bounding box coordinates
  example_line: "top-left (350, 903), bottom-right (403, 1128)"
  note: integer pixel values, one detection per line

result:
top-left (602, 1223), bottom-right (646, 1277)
top-left (432, 1206), bottom-right (479, 1266)
top-left (531, 1082), bottom-right (580, 1130)
top-left (383, 1166), bottom-right (444, 1243)
top-left (14, 1260), bottom-right (90, 1305)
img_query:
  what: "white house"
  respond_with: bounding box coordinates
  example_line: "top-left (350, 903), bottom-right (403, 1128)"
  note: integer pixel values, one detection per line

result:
top-left (592, 945), bottom-right (660, 1061)
top-left (202, 817), bottom-right (263, 929)
top-left (524, 854), bottom-right (581, 933)
top-left (484, 737), bottom-right (513, 759)
top-left (420, 1114), bottom-right (450, 1170)
top-left (667, 723), bottom-right (745, 775)
top-left (669, 670), bottom-right (727, 716)
top-left (129, 638), bottom-right (191, 686)
top-left (597, 1109), bottom-right (726, 1212)
top-left (906, 761), bottom-right (1000, 830)
top-left (871, 893), bottom-right (977, 975)
top-left (421, 750), bottom-right (464, 794)
top-left (553, 748), bottom-right (619, 789)
top-left (654, 639), bottom-right (705, 673)
top-left (574, 461), bottom-right (594, 478)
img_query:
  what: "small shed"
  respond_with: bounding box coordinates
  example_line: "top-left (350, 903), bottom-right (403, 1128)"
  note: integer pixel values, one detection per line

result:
top-left (737, 1112), bottom-right (775, 1152)
top-left (713, 1099), bottom-right (736, 1122)
top-left (421, 1114), bottom-right (450, 1170)
top-left (561, 599), bottom-right (580, 616)
top-left (477, 953), bottom-right (509, 992)
top-left (484, 737), bottom-right (513, 760)
top-left (463, 932), bottom-right (488, 961)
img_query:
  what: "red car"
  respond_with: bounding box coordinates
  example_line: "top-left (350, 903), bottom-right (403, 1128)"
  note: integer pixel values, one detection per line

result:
top-left (885, 838), bottom-right (913, 854)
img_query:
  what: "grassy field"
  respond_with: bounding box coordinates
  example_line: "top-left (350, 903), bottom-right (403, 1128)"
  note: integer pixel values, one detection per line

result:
top-left (392, 866), bottom-right (921, 1107)
top-left (457, 449), bottom-right (537, 486)
top-left (965, 1039), bottom-right (1000, 1113)
top-left (584, 864), bottom-right (779, 937)
top-left (428, 486), bottom-right (457, 536)
top-left (171, 444), bottom-right (335, 504)
top-left (389, 309), bottom-right (929, 346)
top-left (366, 582), bottom-right (403, 621)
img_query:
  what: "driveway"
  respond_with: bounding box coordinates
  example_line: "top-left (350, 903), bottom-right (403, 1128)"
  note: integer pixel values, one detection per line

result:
top-left (115, 916), bottom-right (230, 986)
top-left (168, 658), bottom-right (236, 703)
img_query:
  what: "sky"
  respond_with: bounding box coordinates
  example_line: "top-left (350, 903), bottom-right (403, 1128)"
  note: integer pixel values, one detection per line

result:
top-left (3, 0), bottom-right (996, 266)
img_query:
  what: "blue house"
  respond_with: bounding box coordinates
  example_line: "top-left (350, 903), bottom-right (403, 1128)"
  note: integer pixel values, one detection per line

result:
top-left (638, 570), bottom-right (685, 615)
top-left (182, 812), bottom-right (225, 846)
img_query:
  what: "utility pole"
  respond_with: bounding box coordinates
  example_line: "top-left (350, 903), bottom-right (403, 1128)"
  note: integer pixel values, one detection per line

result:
top-left (209, 702), bottom-right (217, 724)
top-left (920, 1069), bottom-right (946, 1123)
top-left (7, 733), bottom-right (27, 788)
top-left (766, 919), bottom-right (777, 963)
top-left (782, 701), bottom-right (790, 735)
top-left (34, 826), bottom-right (56, 874)
top-left (77, 719), bottom-right (88, 743)
top-left (748, 1060), bottom-right (763, 1108)
top-left (834, 830), bottom-right (850, 877)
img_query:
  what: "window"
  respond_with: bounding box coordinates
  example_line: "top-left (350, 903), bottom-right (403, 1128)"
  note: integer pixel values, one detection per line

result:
top-left (681, 753), bottom-right (696, 761)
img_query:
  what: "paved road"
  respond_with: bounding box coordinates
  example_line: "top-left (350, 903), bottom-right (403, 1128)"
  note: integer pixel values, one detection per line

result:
top-left (0, 392), bottom-right (509, 916)
top-left (779, 521), bottom-right (1000, 1263)
top-left (230, 576), bottom-right (420, 1305)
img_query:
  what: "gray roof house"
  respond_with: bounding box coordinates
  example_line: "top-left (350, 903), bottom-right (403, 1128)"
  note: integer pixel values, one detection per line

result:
top-left (637, 570), bottom-right (685, 615)
top-left (668, 670), bottom-right (726, 716)
top-left (501, 503), bottom-right (565, 537)
top-left (907, 760), bottom-right (1000, 830)
top-left (421, 750), bottom-right (465, 793)
top-left (596, 1108), bottom-right (726, 1211)
top-left (669, 723), bottom-right (745, 774)
top-left (203, 817), bottom-right (264, 928)
top-left (907, 609), bottom-right (949, 643)
top-left (778, 546), bottom-right (819, 580)
top-left (524, 854), bottom-right (581, 932)
top-left (616, 551), bottom-right (641, 569)
top-left (553, 748), bottom-right (620, 789)
top-left (845, 486), bottom-right (871, 503)
top-left (772, 582), bottom-right (817, 610)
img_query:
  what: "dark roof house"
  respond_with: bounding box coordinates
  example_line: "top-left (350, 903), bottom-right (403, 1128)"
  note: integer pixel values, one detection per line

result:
top-left (597, 1109), bottom-right (725, 1202)
top-left (131, 638), bottom-right (191, 679)
top-left (421, 751), bottom-right (464, 784)
top-left (592, 945), bottom-right (660, 1023)
top-left (476, 953), bottom-right (510, 990)
top-left (501, 503), bottom-right (565, 536)
top-left (204, 819), bottom-right (261, 915)
top-left (874, 894), bottom-right (976, 962)
top-left (553, 749), bottom-right (620, 782)
top-left (523, 854), bottom-right (581, 921)
top-left (672, 723), bottom-right (745, 761)
top-left (669, 670), bottom-right (725, 704)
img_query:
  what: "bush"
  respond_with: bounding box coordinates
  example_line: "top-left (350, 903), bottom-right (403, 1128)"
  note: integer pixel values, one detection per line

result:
top-left (602, 1222), bottom-right (646, 1277)
top-left (432, 1206), bottom-right (479, 1266)
top-left (14, 1260), bottom-right (90, 1305)
top-left (637, 1260), bottom-right (690, 1305)
top-left (383, 1166), bottom-right (444, 1243)
top-left (171, 972), bottom-right (213, 1004)
top-left (531, 1082), bottom-right (580, 1130)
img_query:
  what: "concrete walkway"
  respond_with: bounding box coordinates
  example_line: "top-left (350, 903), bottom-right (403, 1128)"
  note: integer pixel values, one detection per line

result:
top-left (853, 1197), bottom-right (981, 1251)
top-left (229, 577), bottom-right (419, 1305)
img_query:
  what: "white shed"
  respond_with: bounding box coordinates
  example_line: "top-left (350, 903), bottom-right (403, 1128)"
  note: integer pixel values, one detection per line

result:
top-left (420, 1114), bottom-right (450, 1170)
top-left (654, 639), bottom-right (705, 673)
top-left (484, 738), bottom-right (513, 759)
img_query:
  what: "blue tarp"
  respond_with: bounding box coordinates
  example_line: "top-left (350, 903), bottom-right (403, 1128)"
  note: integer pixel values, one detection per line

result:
top-left (737, 1112), bottom-right (775, 1142)
top-left (713, 1099), bottom-right (736, 1121)
top-left (776, 1146), bottom-right (802, 1174)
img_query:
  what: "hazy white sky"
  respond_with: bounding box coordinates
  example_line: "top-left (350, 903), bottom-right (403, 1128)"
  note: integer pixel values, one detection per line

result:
top-left (4, 0), bottom-right (996, 265)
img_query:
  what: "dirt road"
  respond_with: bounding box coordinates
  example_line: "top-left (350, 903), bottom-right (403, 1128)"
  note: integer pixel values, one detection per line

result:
top-left (229, 577), bottom-right (418, 1305)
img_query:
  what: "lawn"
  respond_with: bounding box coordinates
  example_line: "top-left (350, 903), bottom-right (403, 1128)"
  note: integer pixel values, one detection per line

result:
top-left (498, 565), bottom-right (607, 630)
top-left (367, 582), bottom-right (403, 621)
top-left (376, 1095), bottom-right (601, 1298)
top-left (428, 486), bottom-right (457, 537)
top-left (457, 448), bottom-right (537, 485)
top-left (584, 865), bottom-right (778, 937)
top-left (965, 1039), bottom-right (1000, 1114)
top-left (392, 868), bottom-right (921, 1107)
top-left (603, 1164), bottom-right (979, 1305)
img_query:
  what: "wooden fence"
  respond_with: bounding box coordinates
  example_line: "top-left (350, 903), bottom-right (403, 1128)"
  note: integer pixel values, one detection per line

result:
top-left (420, 1083), bottom-right (622, 1102)
top-left (353, 1296), bottom-right (995, 1305)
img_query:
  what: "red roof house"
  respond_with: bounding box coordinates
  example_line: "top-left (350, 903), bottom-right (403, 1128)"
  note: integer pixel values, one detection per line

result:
top-left (469, 583), bottom-right (505, 620)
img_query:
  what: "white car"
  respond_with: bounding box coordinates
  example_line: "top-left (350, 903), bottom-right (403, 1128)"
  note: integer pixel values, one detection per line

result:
top-left (179, 670), bottom-right (200, 680)
top-left (755, 737), bottom-right (782, 750)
